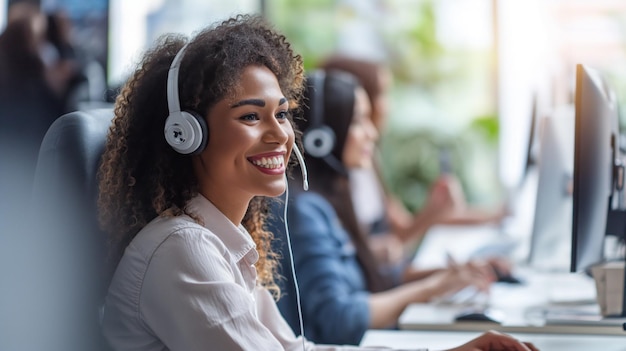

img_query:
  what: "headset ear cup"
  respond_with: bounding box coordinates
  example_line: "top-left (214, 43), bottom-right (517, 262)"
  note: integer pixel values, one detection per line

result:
top-left (164, 110), bottom-right (208, 155)
top-left (187, 110), bottom-right (208, 155)
top-left (303, 125), bottom-right (335, 158)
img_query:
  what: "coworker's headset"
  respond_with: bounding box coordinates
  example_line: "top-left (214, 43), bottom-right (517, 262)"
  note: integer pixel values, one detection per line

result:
top-left (302, 71), bottom-right (335, 158)
top-left (163, 43), bottom-right (309, 190)
top-left (302, 71), bottom-right (346, 175)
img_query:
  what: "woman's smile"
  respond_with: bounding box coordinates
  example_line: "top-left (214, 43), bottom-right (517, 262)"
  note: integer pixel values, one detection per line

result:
top-left (248, 151), bottom-right (287, 175)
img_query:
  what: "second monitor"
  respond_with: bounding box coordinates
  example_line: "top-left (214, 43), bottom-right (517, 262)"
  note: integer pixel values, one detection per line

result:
top-left (570, 63), bottom-right (626, 317)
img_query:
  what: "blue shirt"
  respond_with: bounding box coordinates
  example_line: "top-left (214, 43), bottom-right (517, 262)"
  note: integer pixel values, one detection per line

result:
top-left (273, 192), bottom-right (371, 345)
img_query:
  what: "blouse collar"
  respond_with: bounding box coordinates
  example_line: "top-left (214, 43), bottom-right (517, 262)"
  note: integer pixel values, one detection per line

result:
top-left (186, 194), bottom-right (257, 263)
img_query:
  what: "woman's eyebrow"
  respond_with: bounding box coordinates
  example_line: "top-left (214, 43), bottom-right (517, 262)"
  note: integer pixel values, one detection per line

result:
top-left (230, 97), bottom-right (289, 108)
top-left (230, 98), bottom-right (265, 108)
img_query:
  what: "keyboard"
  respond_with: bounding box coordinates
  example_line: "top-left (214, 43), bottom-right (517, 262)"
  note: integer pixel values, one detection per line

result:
top-left (434, 286), bottom-right (490, 307)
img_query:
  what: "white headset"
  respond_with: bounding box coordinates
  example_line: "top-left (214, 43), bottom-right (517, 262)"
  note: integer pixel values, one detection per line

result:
top-left (164, 43), bottom-right (309, 190)
top-left (164, 44), bottom-right (208, 155)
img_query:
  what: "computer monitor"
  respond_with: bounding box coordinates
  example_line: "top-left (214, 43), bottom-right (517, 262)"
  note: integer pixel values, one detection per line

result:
top-left (529, 108), bottom-right (575, 271)
top-left (570, 64), bottom-right (625, 274)
top-left (523, 93), bottom-right (539, 178)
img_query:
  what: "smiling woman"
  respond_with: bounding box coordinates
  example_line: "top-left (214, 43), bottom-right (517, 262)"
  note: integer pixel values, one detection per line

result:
top-left (96, 14), bottom-right (538, 351)
top-left (97, 14), bottom-right (309, 350)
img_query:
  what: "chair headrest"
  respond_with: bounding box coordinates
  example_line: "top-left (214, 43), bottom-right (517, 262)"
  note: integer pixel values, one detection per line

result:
top-left (30, 108), bottom-right (115, 351)
top-left (34, 108), bottom-right (114, 202)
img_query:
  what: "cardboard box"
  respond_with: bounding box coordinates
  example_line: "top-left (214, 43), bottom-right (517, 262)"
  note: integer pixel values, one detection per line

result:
top-left (591, 261), bottom-right (625, 316)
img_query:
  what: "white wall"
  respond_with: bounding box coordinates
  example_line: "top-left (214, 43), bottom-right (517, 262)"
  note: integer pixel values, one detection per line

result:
top-left (0, 0), bottom-right (7, 31)
top-left (497, 0), bottom-right (558, 190)
top-left (108, 0), bottom-right (259, 87)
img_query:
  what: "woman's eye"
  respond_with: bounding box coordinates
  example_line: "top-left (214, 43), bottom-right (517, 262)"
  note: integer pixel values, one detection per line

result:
top-left (276, 111), bottom-right (289, 120)
top-left (240, 113), bottom-right (259, 121)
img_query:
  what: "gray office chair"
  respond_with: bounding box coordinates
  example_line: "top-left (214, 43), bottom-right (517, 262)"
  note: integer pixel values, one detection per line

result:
top-left (27, 108), bottom-right (114, 351)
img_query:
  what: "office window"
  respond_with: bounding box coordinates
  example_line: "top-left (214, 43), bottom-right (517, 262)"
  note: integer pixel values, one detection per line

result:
top-left (498, 0), bottom-right (626, 190)
top-left (268, 0), bottom-right (499, 209)
top-left (108, 0), bottom-right (260, 87)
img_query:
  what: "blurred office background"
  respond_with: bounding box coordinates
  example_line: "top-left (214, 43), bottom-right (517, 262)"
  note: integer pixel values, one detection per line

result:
top-left (1, 2), bottom-right (625, 350)
top-left (1, 0), bottom-right (626, 213)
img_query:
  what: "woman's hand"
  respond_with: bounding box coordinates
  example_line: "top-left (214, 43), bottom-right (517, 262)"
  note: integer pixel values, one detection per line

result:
top-left (423, 175), bottom-right (467, 218)
top-left (445, 330), bottom-right (539, 351)
top-left (422, 175), bottom-right (510, 226)
top-left (418, 261), bottom-right (496, 299)
top-left (485, 256), bottom-right (513, 278)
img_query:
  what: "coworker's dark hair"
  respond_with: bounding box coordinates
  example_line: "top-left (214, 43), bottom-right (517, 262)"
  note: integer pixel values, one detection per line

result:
top-left (0, 4), bottom-right (46, 83)
top-left (98, 14), bottom-right (305, 298)
top-left (293, 70), bottom-right (392, 292)
top-left (319, 55), bottom-right (385, 106)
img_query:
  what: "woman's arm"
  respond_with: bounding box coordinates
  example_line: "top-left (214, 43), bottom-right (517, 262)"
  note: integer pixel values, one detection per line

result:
top-left (368, 263), bottom-right (493, 329)
top-left (386, 175), bottom-right (462, 243)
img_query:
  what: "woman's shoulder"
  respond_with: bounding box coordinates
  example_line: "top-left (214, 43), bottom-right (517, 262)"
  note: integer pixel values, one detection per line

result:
top-left (132, 215), bottom-right (228, 260)
top-left (289, 191), bottom-right (339, 220)
top-left (291, 191), bottom-right (332, 211)
top-left (288, 191), bottom-right (343, 231)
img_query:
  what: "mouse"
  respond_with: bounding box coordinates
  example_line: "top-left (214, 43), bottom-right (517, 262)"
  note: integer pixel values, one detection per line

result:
top-left (454, 310), bottom-right (502, 324)
top-left (495, 272), bottom-right (523, 284)
top-left (493, 267), bottom-right (523, 284)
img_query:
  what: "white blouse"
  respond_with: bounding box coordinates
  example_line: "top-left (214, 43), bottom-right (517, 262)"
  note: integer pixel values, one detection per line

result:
top-left (102, 194), bottom-right (426, 351)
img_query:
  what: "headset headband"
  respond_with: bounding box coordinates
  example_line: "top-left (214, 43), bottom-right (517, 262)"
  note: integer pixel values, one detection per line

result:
top-left (167, 43), bottom-right (189, 115)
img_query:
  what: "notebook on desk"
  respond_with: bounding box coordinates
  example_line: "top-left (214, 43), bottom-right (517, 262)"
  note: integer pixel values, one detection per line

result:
top-left (541, 305), bottom-right (626, 327)
top-left (433, 286), bottom-right (489, 307)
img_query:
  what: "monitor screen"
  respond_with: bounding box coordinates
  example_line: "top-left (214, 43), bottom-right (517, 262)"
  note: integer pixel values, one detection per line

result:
top-left (571, 64), bottom-right (621, 273)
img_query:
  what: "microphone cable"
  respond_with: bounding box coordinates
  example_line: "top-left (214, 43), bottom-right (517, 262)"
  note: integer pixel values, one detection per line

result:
top-left (282, 178), bottom-right (307, 351)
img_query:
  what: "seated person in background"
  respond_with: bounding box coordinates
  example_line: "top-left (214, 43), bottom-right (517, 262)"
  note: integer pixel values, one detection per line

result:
top-left (97, 14), bottom-right (536, 351)
top-left (319, 55), bottom-right (509, 267)
top-left (276, 69), bottom-right (504, 346)
top-left (0, 2), bottom-right (66, 229)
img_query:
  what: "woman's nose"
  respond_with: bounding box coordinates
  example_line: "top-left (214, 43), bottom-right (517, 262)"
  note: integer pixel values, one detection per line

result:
top-left (263, 117), bottom-right (291, 145)
top-left (367, 119), bottom-right (379, 142)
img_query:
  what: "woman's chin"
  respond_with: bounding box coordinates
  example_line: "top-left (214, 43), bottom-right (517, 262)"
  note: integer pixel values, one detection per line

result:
top-left (260, 183), bottom-right (287, 198)
top-left (352, 161), bottom-right (373, 170)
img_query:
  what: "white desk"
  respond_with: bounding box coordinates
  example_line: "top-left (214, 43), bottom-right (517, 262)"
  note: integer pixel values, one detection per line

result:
top-left (406, 222), bottom-right (626, 336)
top-left (360, 330), bottom-right (626, 351)
top-left (401, 259), bottom-right (626, 335)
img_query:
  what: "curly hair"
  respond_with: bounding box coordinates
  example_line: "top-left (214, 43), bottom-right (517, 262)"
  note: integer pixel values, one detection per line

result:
top-left (98, 14), bottom-right (305, 298)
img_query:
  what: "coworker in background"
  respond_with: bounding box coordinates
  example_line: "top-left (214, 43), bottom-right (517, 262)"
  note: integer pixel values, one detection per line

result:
top-left (279, 69), bottom-right (516, 346)
top-left (319, 55), bottom-right (508, 266)
top-left (44, 10), bottom-right (86, 112)
top-left (98, 14), bottom-right (536, 351)
top-left (0, 2), bottom-right (65, 202)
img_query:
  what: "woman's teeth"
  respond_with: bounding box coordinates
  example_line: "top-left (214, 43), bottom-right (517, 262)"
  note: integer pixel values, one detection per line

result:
top-left (252, 156), bottom-right (283, 169)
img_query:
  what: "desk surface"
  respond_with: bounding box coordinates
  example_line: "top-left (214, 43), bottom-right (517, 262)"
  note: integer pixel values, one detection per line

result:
top-left (360, 330), bottom-right (626, 351)
top-left (399, 264), bottom-right (626, 335)
top-left (406, 215), bottom-right (626, 335)
top-left (405, 190), bottom-right (626, 337)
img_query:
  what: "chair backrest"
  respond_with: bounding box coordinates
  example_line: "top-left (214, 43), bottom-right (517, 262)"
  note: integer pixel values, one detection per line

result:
top-left (30, 108), bottom-right (114, 351)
